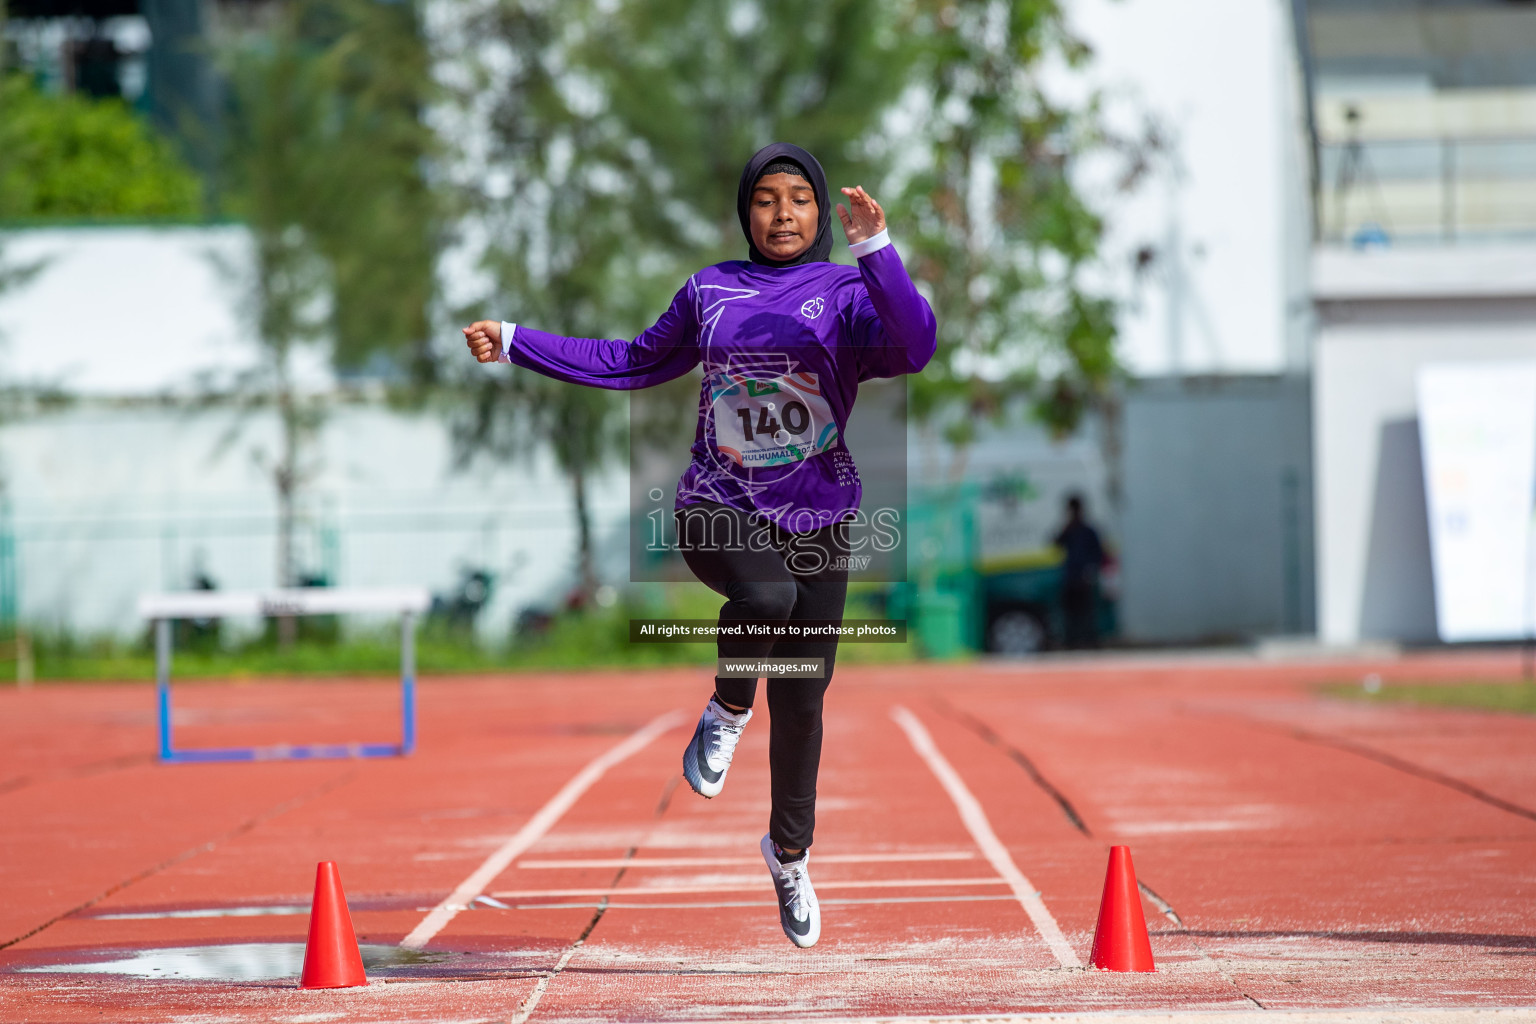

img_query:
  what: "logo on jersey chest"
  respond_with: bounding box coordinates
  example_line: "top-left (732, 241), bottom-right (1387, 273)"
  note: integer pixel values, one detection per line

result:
top-left (800, 296), bottom-right (825, 320)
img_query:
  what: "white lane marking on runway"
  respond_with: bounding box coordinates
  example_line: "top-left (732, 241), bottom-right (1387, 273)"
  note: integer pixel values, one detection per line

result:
top-left (489, 893), bottom-right (1026, 911)
top-left (890, 705), bottom-right (1083, 969)
top-left (509, 939), bottom-right (583, 1024)
top-left (489, 877), bottom-right (1008, 899)
top-left (678, 1011), bottom-right (1536, 1024)
top-left (517, 851), bottom-right (977, 869)
top-left (400, 709), bottom-right (683, 950)
top-left (90, 906), bottom-right (309, 920)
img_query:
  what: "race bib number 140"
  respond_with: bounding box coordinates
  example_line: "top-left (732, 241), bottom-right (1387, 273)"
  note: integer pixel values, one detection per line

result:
top-left (710, 370), bottom-right (839, 468)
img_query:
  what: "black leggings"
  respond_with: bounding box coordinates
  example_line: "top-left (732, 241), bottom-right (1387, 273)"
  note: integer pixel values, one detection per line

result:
top-left (675, 501), bottom-right (850, 850)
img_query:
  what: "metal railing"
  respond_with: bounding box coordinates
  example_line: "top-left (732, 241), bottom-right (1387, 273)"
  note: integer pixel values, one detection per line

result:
top-left (1319, 135), bottom-right (1536, 245)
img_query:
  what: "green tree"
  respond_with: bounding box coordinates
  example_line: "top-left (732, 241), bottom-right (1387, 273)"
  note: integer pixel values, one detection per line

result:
top-left (293, 0), bottom-right (442, 375)
top-left (581, 0), bottom-right (921, 262)
top-left (0, 74), bottom-right (203, 220)
top-left (454, 0), bottom-right (918, 604)
top-left (448, 0), bottom-right (656, 600)
top-left (453, 0), bottom-right (1147, 597)
top-left (217, 29), bottom-right (333, 619)
top-left (883, 0), bottom-right (1154, 480)
top-left (215, 0), bottom-right (440, 636)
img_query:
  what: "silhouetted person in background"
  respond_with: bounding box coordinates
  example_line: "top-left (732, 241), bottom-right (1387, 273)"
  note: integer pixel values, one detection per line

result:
top-left (1053, 494), bottom-right (1105, 649)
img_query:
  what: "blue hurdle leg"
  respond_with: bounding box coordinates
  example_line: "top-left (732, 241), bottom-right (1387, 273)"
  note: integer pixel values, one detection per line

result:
top-left (156, 617), bottom-right (174, 761)
top-left (401, 611), bottom-right (417, 755)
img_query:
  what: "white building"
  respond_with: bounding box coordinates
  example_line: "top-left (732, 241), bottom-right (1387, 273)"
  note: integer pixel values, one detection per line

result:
top-left (1300, 0), bottom-right (1536, 645)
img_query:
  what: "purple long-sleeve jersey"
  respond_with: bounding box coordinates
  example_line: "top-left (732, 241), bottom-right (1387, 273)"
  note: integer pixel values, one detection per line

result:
top-left (497, 234), bottom-right (936, 533)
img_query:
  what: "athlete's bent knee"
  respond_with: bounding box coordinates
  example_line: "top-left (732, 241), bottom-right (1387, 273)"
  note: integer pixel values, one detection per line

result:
top-left (740, 580), bottom-right (797, 622)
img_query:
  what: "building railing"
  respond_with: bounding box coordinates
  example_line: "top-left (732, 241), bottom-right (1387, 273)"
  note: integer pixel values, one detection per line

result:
top-left (1319, 135), bottom-right (1536, 246)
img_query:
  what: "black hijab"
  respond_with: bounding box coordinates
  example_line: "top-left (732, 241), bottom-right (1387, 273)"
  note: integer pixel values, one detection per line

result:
top-left (736, 142), bottom-right (833, 267)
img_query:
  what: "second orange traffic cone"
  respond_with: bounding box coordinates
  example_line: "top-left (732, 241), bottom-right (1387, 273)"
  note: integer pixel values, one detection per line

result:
top-left (299, 861), bottom-right (368, 989)
top-left (1088, 845), bottom-right (1155, 972)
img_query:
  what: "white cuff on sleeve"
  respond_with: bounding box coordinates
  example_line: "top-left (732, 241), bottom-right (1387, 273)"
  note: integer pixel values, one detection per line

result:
top-left (848, 229), bottom-right (891, 259)
top-left (497, 322), bottom-right (517, 364)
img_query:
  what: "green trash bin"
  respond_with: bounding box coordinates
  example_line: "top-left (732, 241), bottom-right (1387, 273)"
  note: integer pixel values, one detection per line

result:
top-left (915, 588), bottom-right (965, 659)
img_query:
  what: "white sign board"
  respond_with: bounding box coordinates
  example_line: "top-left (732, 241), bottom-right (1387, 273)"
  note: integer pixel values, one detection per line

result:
top-left (1417, 362), bottom-right (1536, 641)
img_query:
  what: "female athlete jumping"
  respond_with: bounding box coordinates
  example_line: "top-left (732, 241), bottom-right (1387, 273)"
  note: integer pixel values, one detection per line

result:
top-left (464, 142), bottom-right (936, 947)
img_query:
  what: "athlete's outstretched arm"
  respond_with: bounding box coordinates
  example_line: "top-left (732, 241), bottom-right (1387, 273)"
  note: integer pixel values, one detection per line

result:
top-left (836, 186), bottom-right (937, 381)
top-left (463, 281), bottom-right (700, 390)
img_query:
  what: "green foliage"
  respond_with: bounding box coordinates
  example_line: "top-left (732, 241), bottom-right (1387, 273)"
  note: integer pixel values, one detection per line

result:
top-left (882, 0), bottom-right (1150, 445)
top-left (297, 0), bottom-right (441, 374)
top-left (577, 0), bottom-right (921, 262)
top-left (216, 29), bottom-right (333, 588)
top-left (1326, 679), bottom-right (1536, 716)
top-left (21, 581), bottom-right (912, 681)
top-left (453, 0), bottom-right (920, 597)
top-left (25, 625), bottom-right (531, 681)
top-left (220, 0), bottom-right (440, 371)
top-left (456, 0), bottom-right (1143, 491)
top-left (449, 0), bottom-right (1147, 597)
top-left (0, 74), bottom-right (203, 220)
top-left (214, 0), bottom-right (441, 591)
top-left (220, 25), bottom-right (334, 354)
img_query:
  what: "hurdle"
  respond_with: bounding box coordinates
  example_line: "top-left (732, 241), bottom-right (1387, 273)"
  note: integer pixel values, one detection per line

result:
top-left (138, 587), bottom-right (430, 764)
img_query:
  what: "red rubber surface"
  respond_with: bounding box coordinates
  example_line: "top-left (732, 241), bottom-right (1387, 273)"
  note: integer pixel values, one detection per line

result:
top-left (1, 652), bottom-right (1534, 1022)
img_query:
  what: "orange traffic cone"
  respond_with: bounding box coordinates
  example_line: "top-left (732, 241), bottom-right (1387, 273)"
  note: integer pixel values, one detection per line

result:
top-left (1088, 845), bottom-right (1156, 972)
top-left (299, 861), bottom-right (368, 989)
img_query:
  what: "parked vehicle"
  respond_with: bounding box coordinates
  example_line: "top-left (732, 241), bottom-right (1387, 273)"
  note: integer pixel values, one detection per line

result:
top-left (888, 474), bottom-right (1118, 656)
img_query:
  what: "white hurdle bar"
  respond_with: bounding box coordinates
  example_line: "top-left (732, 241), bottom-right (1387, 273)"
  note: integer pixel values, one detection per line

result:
top-left (138, 587), bottom-right (430, 764)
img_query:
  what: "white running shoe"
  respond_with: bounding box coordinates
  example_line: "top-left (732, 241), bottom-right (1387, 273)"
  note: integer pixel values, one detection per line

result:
top-left (681, 698), bottom-right (752, 799)
top-left (761, 833), bottom-right (820, 948)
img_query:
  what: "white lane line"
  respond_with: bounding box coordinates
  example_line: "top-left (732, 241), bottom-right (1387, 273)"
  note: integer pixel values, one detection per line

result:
top-left (675, 1012), bottom-right (1536, 1024)
top-left (400, 709), bottom-right (683, 950)
top-left (92, 906), bottom-right (308, 920)
top-left (517, 851), bottom-right (977, 869)
top-left (490, 876), bottom-right (1008, 899)
top-left (890, 705), bottom-right (1083, 969)
top-left (492, 894), bottom-right (1026, 911)
top-left (509, 938), bottom-right (583, 1024)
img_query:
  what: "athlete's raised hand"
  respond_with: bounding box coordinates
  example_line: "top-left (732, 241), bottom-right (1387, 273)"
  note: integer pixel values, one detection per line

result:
top-left (463, 320), bottom-right (502, 363)
top-left (837, 186), bottom-right (886, 246)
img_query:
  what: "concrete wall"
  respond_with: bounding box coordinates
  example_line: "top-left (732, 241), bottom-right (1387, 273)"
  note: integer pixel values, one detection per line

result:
top-left (1312, 245), bottom-right (1536, 644)
top-left (0, 403), bottom-right (629, 640)
top-left (1119, 375), bottom-right (1315, 643)
top-left (0, 225), bottom-right (636, 641)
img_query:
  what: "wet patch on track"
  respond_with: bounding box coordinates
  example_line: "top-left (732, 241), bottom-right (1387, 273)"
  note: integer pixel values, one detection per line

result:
top-left (11, 943), bottom-right (455, 983)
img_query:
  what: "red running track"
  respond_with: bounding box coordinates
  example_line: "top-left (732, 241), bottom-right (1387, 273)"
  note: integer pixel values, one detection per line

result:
top-left (1, 652), bottom-right (1534, 1023)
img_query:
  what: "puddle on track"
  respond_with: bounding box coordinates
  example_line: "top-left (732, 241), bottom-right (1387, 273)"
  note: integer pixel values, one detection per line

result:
top-left (16, 943), bottom-right (453, 982)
